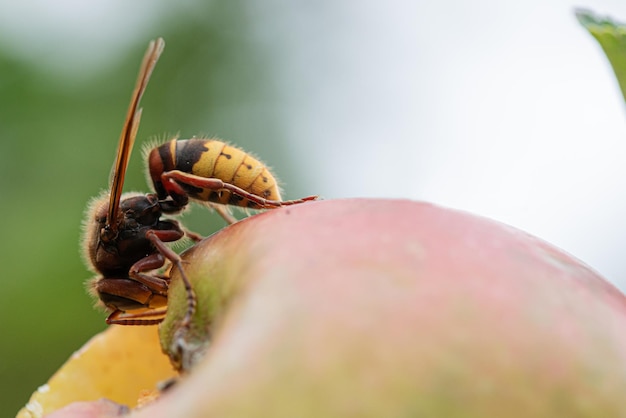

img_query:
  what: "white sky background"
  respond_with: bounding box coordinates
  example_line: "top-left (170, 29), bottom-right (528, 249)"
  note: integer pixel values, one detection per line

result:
top-left (1, 0), bottom-right (626, 290)
top-left (263, 0), bottom-right (626, 292)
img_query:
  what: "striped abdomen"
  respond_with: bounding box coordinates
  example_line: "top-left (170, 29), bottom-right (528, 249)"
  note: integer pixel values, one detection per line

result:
top-left (148, 138), bottom-right (282, 208)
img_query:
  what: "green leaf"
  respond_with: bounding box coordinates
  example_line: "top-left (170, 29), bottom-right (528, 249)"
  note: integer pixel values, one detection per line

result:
top-left (576, 9), bottom-right (626, 102)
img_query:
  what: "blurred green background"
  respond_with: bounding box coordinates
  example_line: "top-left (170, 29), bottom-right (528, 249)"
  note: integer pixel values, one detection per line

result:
top-left (0, 2), bottom-right (316, 414)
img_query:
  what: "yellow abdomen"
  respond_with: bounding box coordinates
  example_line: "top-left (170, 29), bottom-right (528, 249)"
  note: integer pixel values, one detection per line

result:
top-left (161, 139), bottom-right (282, 207)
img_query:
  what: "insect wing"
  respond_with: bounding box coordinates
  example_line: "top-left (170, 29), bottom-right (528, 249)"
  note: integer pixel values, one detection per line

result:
top-left (106, 38), bottom-right (165, 232)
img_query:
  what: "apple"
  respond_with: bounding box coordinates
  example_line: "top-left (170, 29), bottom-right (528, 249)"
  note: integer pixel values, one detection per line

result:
top-left (154, 199), bottom-right (626, 417)
top-left (22, 199), bottom-right (626, 417)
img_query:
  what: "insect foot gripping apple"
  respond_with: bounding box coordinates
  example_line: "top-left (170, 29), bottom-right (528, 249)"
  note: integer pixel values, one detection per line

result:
top-left (81, 38), bottom-right (317, 331)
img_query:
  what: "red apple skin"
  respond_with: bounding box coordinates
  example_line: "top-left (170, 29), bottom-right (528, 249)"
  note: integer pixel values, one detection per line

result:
top-left (109, 199), bottom-right (626, 416)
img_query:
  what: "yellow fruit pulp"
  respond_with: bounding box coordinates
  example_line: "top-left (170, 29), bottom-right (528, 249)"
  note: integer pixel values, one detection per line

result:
top-left (16, 325), bottom-right (176, 418)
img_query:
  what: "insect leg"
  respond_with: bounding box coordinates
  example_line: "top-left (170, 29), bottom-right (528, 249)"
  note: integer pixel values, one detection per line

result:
top-left (146, 230), bottom-right (196, 330)
top-left (106, 308), bottom-right (167, 326)
top-left (162, 170), bottom-right (318, 208)
top-left (128, 253), bottom-right (170, 295)
top-left (208, 203), bottom-right (238, 225)
top-left (182, 226), bottom-right (204, 242)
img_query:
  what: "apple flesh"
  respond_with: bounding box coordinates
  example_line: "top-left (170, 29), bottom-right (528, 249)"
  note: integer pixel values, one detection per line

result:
top-left (148, 198), bottom-right (626, 417)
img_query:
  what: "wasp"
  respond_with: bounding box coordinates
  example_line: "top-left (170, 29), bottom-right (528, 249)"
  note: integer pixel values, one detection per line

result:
top-left (82, 38), bottom-right (317, 327)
